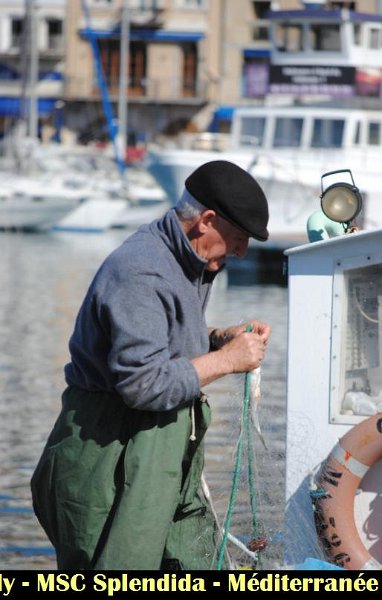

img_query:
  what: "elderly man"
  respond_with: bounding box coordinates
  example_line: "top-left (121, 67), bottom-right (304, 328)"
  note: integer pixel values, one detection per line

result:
top-left (31, 160), bottom-right (271, 570)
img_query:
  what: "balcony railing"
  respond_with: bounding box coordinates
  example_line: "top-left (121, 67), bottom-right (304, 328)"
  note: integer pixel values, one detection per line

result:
top-left (9, 35), bottom-right (22, 51)
top-left (128, 0), bottom-right (165, 10)
top-left (47, 35), bottom-right (64, 52)
top-left (85, 75), bottom-right (210, 101)
top-left (4, 36), bottom-right (64, 55)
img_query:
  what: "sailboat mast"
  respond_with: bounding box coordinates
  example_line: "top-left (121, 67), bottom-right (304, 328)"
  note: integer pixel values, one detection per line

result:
top-left (118, 0), bottom-right (129, 162)
top-left (28, 0), bottom-right (39, 140)
top-left (81, 0), bottom-right (125, 174)
top-left (20, 0), bottom-right (39, 140)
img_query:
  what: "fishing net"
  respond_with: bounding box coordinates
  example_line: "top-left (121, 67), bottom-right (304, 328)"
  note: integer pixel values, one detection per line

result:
top-left (202, 280), bottom-right (290, 569)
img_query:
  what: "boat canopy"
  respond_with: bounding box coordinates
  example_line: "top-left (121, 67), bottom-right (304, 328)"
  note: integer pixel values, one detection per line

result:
top-left (0, 97), bottom-right (57, 117)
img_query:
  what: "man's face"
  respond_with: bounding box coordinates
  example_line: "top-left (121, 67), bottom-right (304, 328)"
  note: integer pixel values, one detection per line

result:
top-left (202, 215), bottom-right (250, 272)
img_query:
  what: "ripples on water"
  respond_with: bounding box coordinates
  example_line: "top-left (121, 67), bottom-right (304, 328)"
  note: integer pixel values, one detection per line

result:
top-left (0, 229), bottom-right (287, 569)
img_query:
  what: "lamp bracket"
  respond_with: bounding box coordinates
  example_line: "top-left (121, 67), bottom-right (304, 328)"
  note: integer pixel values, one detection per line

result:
top-left (321, 169), bottom-right (356, 196)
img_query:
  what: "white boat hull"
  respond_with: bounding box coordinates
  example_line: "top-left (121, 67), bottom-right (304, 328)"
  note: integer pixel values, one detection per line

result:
top-left (146, 103), bottom-right (382, 244)
top-left (146, 147), bottom-right (255, 207)
top-left (111, 200), bottom-right (170, 230)
top-left (0, 193), bottom-right (82, 231)
top-left (53, 198), bottom-right (128, 233)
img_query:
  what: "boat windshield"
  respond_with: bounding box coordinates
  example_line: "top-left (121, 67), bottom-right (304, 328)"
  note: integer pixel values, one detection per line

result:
top-left (273, 117), bottom-right (303, 147)
top-left (368, 121), bottom-right (381, 145)
top-left (311, 118), bottom-right (344, 148)
top-left (238, 116), bottom-right (265, 147)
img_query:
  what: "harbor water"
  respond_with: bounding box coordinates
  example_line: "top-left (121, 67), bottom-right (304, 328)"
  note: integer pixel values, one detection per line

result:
top-left (0, 228), bottom-right (288, 569)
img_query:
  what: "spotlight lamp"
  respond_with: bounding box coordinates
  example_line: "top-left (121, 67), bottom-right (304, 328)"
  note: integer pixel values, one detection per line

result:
top-left (320, 169), bottom-right (363, 232)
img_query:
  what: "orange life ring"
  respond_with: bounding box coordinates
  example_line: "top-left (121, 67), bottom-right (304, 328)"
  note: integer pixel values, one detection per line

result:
top-left (314, 413), bottom-right (382, 570)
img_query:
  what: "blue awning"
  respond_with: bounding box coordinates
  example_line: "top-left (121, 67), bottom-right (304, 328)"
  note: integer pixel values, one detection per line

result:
top-left (81, 27), bottom-right (204, 42)
top-left (244, 49), bottom-right (270, 58)
top-left (213, 106), bottom-right (236, 120)
top-left (267, 8), bottom-right (382, 23)
top-left (0, 97), bottom-right (57, 117)
top-left (267, 8), bottom-right (342, 20)
top-left (208, 106), bottom-right (236, 131)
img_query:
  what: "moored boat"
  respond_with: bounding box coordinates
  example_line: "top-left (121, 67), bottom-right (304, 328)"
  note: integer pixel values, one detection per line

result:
top-left (0, 175), bottom-right (86, 231)
top-left (284, 203), bottom-right (382, 569)
top-left (146, 99), bottom-right (382, 247)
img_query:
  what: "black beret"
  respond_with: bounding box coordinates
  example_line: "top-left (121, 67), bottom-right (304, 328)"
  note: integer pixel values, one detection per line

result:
top-left (185, 160), bottom-right (269, 241)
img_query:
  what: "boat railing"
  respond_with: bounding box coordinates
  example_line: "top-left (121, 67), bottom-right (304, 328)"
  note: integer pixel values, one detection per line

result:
top-left (237, 135), bottom-right (261, 148)
top-left (189, 132), bottom-right (231, 152)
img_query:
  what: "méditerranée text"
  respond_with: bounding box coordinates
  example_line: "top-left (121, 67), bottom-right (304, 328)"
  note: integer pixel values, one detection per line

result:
top-left (0, 571), bottom-right (380, 595)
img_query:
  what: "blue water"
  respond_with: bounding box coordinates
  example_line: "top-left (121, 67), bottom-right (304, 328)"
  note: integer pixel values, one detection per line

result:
top-left (0, 228), bottom-right (288, 569)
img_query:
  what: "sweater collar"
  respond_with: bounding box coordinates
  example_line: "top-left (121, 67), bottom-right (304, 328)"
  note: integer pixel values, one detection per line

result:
top-left (150, 208), bottom-right (219, 282)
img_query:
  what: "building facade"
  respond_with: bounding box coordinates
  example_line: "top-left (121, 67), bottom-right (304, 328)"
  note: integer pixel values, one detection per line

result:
top-left (0, 0), bottom-right (66, 140)
top-left (62, 0), bottom-right (303, 144)
top-left (0, 0), bottom-right (382, 146)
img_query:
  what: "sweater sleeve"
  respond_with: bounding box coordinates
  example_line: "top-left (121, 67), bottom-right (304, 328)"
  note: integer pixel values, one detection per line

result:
top-left (97, 271), bottom-right (201, 411)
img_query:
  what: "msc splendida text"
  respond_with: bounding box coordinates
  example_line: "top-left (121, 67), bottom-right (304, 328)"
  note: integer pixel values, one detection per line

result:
top-left (0, 571), bottom-right (380, 595)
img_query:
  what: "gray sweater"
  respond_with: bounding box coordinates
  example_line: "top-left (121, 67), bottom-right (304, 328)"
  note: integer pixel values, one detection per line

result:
top-left (64, 208), bottom-right (219, 411)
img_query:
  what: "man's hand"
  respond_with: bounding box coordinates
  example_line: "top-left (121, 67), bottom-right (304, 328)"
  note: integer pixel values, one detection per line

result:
top-left (210, 321), bottom-right (271, 349)
top-left (219, 330), bottom-right (265, 373)
top-left (195, 322), bottom-right (271, 387)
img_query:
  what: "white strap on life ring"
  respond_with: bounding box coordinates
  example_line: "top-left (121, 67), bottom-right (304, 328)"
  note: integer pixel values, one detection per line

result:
top-left (330, 443), bottom-right (369, 479)
top-left (315, 413), bottom-right (382, 570)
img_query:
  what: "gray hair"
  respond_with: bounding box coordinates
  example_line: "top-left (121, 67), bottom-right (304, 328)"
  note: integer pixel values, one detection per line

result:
top-left (175, 188), bottom-right (206, 220)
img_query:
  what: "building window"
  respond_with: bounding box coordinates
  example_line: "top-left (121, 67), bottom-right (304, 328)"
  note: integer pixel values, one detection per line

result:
top-left (330, 2), bottom-right (356, 8)
top-left (252, 2), bottom-right (271, 42)
top-left (89, 0), bottom-right (115, 5)
top-left (11, 18), bottom-right (23, 49)
top-left (252, 1), bottom-right (271, 19)
top-left (47, 19), bottom-right (63, 51)
top-left (353, 23), bottom-right (361, 46)
top-left (310, 24), bottom-right (341, 51)
top-left (98, 39), bottom-right (146, 96)
top-left (274, 23), bottom-right (303, 52)
top-left (182, 43), bottom-right (197, 96)
top-left (174, 0), bottom-right (208, 9)
top-left (129, 0), bottom-right (164, 8)
top-left (130, 41), bottom-right (146, 96)
top-left (369, 28), bottom-right (381, 50)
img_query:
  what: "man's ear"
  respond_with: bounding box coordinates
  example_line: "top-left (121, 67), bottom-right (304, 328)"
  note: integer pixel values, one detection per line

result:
top-left (198, 209), bottom-right (217, 233)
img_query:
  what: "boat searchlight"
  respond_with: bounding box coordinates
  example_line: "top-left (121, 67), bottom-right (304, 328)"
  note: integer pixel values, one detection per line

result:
top-left (320, 169), bottom-right (362, 230)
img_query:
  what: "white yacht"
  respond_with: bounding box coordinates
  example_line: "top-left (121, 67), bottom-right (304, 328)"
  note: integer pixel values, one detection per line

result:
top-left (146, 99), bottom-right (382, 244)
top-left (0, 143), bottom-right (128, 233)
top-left (0, 175), bottom-right (87, 232)
top-left (146, 5), bottom-right (382, 245)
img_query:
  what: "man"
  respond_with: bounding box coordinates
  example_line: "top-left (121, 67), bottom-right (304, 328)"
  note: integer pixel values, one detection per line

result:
top-left (31, 160), bottom-right (271, 570)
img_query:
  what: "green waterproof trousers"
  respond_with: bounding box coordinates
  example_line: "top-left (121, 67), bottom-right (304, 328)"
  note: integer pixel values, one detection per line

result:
top-left (31, 386), bottom-right (223, 570)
